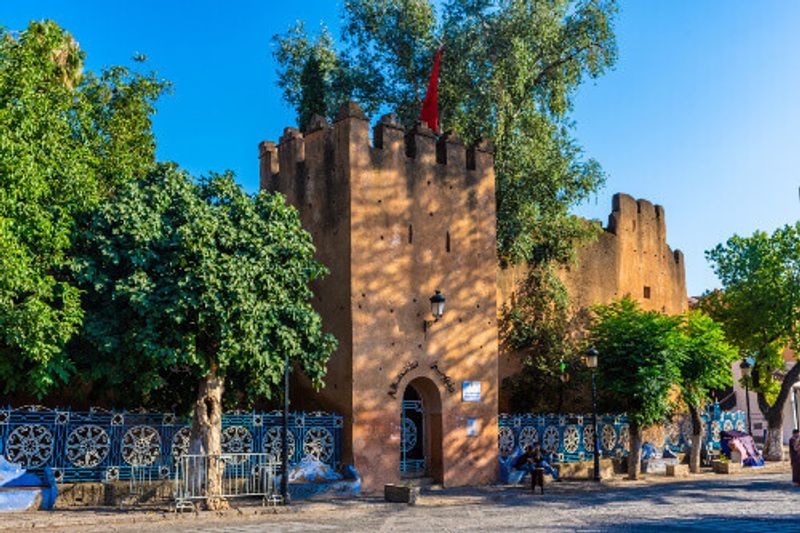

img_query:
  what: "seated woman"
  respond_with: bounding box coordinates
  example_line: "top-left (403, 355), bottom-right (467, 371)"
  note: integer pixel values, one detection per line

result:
top-left (513, 445), bottom-right (560, 481)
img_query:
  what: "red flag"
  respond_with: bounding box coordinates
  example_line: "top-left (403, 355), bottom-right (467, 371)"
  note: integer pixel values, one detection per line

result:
top-left (419, 46), bottom-right (442, 133)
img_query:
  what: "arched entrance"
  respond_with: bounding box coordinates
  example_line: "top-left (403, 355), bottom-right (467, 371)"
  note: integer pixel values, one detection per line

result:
top-left (400, 377), bottom-right (443, 482)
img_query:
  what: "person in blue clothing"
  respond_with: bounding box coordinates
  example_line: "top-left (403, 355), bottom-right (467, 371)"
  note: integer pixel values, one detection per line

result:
top-left (514, 445), bottom-right (559, 481)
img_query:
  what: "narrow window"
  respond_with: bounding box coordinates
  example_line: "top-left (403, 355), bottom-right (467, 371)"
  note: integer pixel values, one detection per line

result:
top-left (408, 224), bottom-right (413, 244)
top-left (446, 231), bottom-right (451, 253)
top-left (643, 286), bottom-right (651, 299)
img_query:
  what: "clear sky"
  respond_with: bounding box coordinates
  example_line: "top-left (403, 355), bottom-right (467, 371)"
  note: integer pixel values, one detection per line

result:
top-left (3, 1), bottom-right (799, 296)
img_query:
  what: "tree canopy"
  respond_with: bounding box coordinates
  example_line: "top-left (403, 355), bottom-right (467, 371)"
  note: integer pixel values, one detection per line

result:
top-left (501, 263), bottom-right (587, 412)
top-left (704, 223), bottom-right (800, 460)
top-left (588, 297), bottom-right (683, 478)
top-left (674, 310), bottom-right (737, 471)
top-left (0, 21), bottom-right (167, 397)
top-left (273, 0), bottom-right (618, 265)
top-left (676, 310), bottom-right (738, 412)
top-left (72, 164), bottom-right (337, 411)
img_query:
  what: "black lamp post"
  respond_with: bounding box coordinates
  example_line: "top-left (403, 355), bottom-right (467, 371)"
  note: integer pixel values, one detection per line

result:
top-left (585, 346), bottom-right (600, 482)
top-left (280, 352), bottom-right (290, 504)
top-left (740, 358), bottom-right (754, 435)
top-left (423, 290), bottom-right (446, 332)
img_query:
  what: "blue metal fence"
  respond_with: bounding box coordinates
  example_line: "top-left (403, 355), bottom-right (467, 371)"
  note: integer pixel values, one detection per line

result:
top-left (498, 413), bottom-right (630, 463)
top-left (0, 405), bottom-right (342, 483)
top-left (499, 405), bottom-right (746, 462)
top-left (664, 406), bottom-right (746, 453)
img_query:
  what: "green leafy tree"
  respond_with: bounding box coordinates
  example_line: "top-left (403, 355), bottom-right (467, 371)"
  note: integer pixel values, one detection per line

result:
top-left (587, 297), bottom-right (683, 479)
top-left (73, 165), bottom-right (336, 507)
top-left (297, 50), bottom-right (328, 132)
top-left (502, 264), bottom-right (589, 412)
top-left (273, 0), bottom-right (617, 412)
top-left (704, 224), bottom-right (800, 461)
top-left (0, 21), bottom-right (167, 398)
top-left (272, 0), bottom-right (617, 264)
top-left (675, 310), bottom-right (738, 472)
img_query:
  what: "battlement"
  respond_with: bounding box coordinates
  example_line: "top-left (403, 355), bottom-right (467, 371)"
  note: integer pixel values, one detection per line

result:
top-left (258, 102), bottom-right (494, 198)
top-left (606, 192), bottom-right (682, 265)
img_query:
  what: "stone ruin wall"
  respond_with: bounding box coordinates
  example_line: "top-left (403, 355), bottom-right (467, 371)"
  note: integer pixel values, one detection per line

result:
top-left (260, 103), bottom-right (498, 491)
top-left (497, 193), bottom-right (688, 410)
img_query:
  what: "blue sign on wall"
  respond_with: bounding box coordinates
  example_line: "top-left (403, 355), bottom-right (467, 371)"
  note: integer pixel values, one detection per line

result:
top-left (462, 381), bottom-right (481, 402)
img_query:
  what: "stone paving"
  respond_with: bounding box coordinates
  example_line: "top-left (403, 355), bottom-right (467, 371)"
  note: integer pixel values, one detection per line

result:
top-left (2, 470), bottom-right (799, 532)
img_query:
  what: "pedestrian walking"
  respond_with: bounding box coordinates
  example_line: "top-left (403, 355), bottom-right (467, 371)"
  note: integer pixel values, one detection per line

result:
top-left (790, 429), bottom-right (800, 486)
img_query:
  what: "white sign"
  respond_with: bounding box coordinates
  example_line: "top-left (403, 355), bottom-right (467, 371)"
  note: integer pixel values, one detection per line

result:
top-left (462, 381), bottom-right (481, 402)
top-left (466, 417), bottom-right (479, 437)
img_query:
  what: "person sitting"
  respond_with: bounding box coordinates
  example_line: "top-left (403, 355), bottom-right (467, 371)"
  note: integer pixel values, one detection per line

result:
top-left (513, 445), bottom-right (559, 481)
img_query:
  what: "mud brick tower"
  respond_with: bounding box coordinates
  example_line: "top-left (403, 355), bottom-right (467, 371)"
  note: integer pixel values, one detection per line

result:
top-left (259, 103), bottom-right (498, 492)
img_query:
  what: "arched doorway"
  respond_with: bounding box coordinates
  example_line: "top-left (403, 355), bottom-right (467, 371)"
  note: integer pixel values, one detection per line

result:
top-left (400, 377), bottom-right (443, 482)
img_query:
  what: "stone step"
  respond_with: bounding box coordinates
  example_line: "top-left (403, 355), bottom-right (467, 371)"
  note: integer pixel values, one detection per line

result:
top-left (401, 476), bottom-right (435, 488)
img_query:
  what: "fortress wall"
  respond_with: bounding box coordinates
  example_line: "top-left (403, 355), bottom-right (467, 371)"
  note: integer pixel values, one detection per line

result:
top-left (497, 193), bottom-right (688, 410)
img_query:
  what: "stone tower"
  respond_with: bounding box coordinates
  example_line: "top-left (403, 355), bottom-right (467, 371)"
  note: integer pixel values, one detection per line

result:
top-left (259, 103), bottom-right (498, 492)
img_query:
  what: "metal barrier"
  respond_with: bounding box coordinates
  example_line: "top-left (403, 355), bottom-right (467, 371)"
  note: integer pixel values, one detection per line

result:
top-left (174, 453), bottom-right (278, 511)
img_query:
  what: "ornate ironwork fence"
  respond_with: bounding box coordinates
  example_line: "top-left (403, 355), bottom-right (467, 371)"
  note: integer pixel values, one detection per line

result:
top-left (0, 406), bottom-right (342, 483)
top-left (400, 399), bottom-right (424, 474)
top-left (498, 406), bottom-right (746, 463)
top-left (664, 406), bottom-right (746, 453)
top-left (498, 413), bottom-right (630, 463)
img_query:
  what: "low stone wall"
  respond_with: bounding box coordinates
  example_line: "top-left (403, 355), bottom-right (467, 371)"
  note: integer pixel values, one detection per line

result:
top-left (558, 459), bottom-right (619, 480)
top-left (56, 480), bottom-right (173, 508)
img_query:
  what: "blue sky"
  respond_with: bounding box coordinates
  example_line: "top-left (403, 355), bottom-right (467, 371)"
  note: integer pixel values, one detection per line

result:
top-left (3, 1), bottom-right (799, 296)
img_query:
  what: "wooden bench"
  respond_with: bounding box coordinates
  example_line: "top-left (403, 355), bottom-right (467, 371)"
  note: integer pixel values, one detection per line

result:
top-left (0, 467), bottom-right (58, 510)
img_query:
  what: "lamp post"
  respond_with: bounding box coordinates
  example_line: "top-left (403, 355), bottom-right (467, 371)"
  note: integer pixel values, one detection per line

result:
top-left (585, 346), bottom-right (600, 482)
top-left (423, 290), bottom-right (446, 332)
top-left (740, 358), bottom-right (754, 435)
top-left (558, 362), bottom-right (569, 412)
top-left (280, 351), bottom-right (290, 504)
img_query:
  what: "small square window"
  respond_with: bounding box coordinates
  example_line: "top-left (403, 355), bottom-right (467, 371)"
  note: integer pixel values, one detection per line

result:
top-left (643, 286), bottom-right (651, 299)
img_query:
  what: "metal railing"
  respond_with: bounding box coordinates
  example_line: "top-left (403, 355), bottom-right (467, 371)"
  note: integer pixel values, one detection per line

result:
top-left (174, 453), bottom-right (279, 511)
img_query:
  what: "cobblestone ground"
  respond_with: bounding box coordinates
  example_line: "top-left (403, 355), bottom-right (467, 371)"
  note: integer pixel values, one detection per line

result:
top-left (3, 471), bottom-right (799, 532)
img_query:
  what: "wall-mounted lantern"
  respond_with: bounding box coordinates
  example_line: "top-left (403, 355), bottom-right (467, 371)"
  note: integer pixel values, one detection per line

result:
top-left (424, 290), bottom-right (446, 332)
top-left (584, 346), bottom-right (599, 369)
top-left (739, 357), bottom-right (753, 378)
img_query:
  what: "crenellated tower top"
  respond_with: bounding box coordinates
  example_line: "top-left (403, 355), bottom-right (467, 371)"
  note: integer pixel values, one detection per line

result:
top-left (258, 102), bottom-right (494, 200)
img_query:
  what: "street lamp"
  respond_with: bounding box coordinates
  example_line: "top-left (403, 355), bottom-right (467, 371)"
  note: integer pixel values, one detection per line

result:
top-left (585, 346), bottom-right (600, 482)
top-left (423, 290), bottom-right (446, 332)
top-left (280, 352), bottom-right (291, 505)
top-left (740, 358), bottom-right (754, 435)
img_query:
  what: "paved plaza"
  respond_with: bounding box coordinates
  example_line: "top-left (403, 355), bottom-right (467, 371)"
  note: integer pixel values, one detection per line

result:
top-left (2, 471), bottom-right (799, 532)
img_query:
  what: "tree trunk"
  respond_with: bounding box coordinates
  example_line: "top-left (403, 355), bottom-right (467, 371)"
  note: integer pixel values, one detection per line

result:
top-left (753, 360), bottom-right (800, 462)
top-left (627, 423), bottom-right (643, 480)
top-left (189, 367), bottom-right (227, 510)
top-left (688, 406), bottom-right (703, 473)
top-left (763, 416), bottom-right (784, 462)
